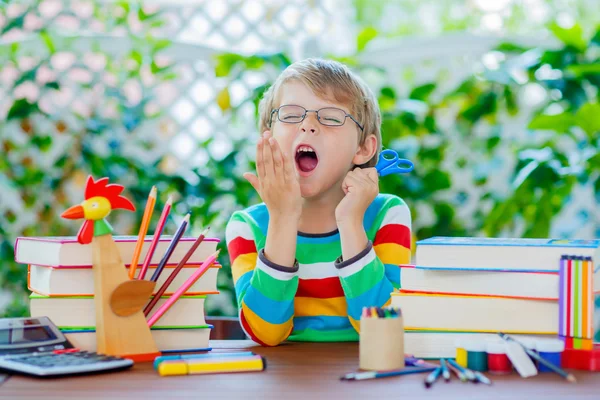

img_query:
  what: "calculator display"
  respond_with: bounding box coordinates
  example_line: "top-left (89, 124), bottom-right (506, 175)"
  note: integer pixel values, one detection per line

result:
top-left (0, 326), bottom-right (56, 345)
top-left (0, 317), bottom-right (71, 354)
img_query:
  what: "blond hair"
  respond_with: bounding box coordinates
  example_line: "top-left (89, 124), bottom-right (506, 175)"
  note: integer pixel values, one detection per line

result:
top-left (258, 58), bottom-right (382, 167)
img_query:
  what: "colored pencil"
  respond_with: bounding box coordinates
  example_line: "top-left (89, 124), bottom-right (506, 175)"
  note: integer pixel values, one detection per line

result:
top-left (498, 333), bottom-right (576, 383)
top-left (405, 356), bottom-right (438, 369)
top-left (474, 371), bottom-right (492, 385)
top-left (128, 186), bottom-right (156, 279)
top-left (440, 358), bottom-right (450, 382)
top-left (582, 257), bottom-right (588, 338)
top-left (143, 227), bottom-right (210, 316)
top-left (138, 195), bottom-right (172, 280)
top-left (447, 359), bottom-right (476, 382)
top-left (447, 362), bottom-right (467, 382)
top-left (340, 367), bottom-right (436, 381)
top-left (559, 255), bottom-right (565, 336)
top-left (147, 250), bottom-right (220, 327)
top-left (424, 366), bottom-right (442, 388)
top-left (567, 256), bottom-right (573, 337)
top-left (149, 213), bottom-right (190, 282)
top-left (575, 256), bottom-right (581, 338)
top-left (585, 257), bottom-right (593, 338)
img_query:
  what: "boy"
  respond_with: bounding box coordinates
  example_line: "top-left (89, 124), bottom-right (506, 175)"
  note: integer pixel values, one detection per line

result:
top-left (226, 58), bottom-right (411, 346)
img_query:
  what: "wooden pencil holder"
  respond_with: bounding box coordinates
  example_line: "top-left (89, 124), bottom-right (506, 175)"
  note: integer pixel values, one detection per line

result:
top-left (61, 176), bottom-right (160, 362)
top-left (359, 312), bottom-right (405, 371)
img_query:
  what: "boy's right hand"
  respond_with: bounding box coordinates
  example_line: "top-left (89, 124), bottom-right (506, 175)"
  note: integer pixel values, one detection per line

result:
top-left (244, 131), bottom-right (302, 220)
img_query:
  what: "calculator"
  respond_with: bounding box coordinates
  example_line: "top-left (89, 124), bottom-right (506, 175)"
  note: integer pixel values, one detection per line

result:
top-left (0, 316), bottom-right (133, 377)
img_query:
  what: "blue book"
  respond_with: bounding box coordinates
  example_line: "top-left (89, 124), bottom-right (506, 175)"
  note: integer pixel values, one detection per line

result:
top-left (415, 237), bottom-right (599, 272)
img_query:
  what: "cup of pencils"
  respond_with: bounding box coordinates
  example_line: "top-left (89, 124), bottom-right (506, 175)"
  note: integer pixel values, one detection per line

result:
top-left (359, 306), bottom-right (404, 371)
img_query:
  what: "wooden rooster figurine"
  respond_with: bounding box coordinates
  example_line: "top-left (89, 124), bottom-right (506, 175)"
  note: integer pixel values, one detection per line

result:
top-left (62, 176), bottom-right (160, 361)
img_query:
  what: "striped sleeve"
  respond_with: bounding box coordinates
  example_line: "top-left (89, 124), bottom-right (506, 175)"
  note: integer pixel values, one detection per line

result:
top-left (335, 195), bottom-right (411, 332)
top-left (226, 211), bottom-right (299, 346)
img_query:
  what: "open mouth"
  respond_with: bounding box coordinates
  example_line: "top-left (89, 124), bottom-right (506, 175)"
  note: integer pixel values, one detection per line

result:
top-left (295, 144), bottom-right (319, 174)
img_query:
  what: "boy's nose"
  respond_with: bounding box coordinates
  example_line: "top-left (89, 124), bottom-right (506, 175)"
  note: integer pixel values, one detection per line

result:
top-left (300, 112), bottom-right (319, 134)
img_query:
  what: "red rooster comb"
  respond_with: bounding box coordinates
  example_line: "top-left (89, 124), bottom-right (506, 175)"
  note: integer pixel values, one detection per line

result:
top-left (84, 176), bottom-right (136, 212)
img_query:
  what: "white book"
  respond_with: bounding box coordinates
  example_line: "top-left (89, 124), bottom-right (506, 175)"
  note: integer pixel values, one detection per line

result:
top-left (400, 266), bottom-right (600, 300)
top-left (64, 327), bottom-right (212, 352)
top-left (405, 331), bottom-right (553, 358)
top-left (392, 292), bottom-right (558, 334)
top-left (29, 295), bottom-right (207, 327)
top-left (28, 264), bottom-right (220, 296)
top-left (15, 235), bottom-right (219, 267)
top-left (415, 237), bottom-right (600, 271)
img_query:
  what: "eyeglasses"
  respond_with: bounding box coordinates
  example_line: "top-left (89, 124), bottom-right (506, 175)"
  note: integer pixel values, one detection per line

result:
top-left (270, 105), bottom-right (364, 131)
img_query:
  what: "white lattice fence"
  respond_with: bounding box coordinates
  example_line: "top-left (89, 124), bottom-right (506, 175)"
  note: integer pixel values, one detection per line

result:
top-left (1, 0), bottom-right (599, 316)
top-left (1, 1), bottom-right (598, 238)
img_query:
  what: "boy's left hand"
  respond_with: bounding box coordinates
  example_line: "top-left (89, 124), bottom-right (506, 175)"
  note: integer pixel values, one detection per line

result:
top-left (335, 167), bottom-right (379, 224)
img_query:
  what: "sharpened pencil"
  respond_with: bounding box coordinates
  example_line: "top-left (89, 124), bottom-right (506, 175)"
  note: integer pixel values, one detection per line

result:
top-left (341, 367), bottom-right (436, 381)
top-left (144, 227), bottom-right (210, 316)
top-left (129, 186), bottom-right (156, 279)
top-left (424, 366), bottom-right (442, 388)
top-left (149, 213), bottom-right (190, 282)
top-left (147, 250), bottom-right (220, 327)
top-left (138, 195), bottom-right (172, 280)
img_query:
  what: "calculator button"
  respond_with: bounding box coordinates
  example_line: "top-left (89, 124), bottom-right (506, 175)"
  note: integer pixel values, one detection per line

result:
top-left (53, 348), bottom-right (80, 354)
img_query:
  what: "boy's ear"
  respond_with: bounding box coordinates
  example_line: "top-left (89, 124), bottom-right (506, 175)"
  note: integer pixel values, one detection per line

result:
top-left (352, 134), bottom-right (378, 166)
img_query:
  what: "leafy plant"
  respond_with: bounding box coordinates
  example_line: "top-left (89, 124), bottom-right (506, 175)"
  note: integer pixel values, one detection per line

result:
top-left (484, 23), bottom-right (600, 237)
top-left (0, 2), bottom-right (256, 317)
top-left (213, 23), bottom-right (600, 245)
top-left (2, 1), bottom-right (598, 322)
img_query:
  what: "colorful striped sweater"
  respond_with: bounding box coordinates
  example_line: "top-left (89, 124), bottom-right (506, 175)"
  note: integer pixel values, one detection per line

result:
top-left (225, 193), bottom-right (411, 346)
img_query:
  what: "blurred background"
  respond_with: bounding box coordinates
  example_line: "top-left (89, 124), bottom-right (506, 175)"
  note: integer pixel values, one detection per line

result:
top-left (1, 0), bottom-right (599, 319)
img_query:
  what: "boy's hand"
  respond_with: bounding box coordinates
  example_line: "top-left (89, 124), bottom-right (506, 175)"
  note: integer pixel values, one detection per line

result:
top-left (335, 167), bottom-right (379, 225)
top-left (244, 131), bottom-right (302, 219)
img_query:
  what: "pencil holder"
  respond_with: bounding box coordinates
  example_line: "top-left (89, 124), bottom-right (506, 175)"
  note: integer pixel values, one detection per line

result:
top-left (359, 307), bottom-right (404, 371)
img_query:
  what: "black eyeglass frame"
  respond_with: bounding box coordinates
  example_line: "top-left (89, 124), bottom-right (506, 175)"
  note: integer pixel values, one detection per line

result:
top-left (269, 104), bottom-right (364, 131)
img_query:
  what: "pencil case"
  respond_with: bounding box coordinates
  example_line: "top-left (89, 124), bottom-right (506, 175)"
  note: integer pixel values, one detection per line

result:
top-left (359, 308), bottom-right (404, 371)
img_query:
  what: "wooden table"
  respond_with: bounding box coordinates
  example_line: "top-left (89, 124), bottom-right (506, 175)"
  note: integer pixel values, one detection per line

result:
top-left (3, 340), bottom-right (599, 399)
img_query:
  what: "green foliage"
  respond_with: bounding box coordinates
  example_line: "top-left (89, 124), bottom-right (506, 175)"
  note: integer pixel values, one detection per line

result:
top-left (214, 23), bottom-right (600, 244)
top-left (2, 1), bottom-right (599, 320)
top-left (357, 27), bottom-right (378, 52)
top-left (0, 3), bottom-right (257, 317)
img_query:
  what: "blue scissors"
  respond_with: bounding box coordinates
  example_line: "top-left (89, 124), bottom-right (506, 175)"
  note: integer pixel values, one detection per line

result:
top-left (375, 149), bottom-right (414, 177)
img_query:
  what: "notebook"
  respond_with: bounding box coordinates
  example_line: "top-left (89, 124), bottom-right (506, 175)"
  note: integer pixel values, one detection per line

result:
top-left (27, 263), bottom-right (220, 297)
top-left (29, 294), bottom-right (207, 327)
top-left (391, 291), bottom-right (558, 333)
top-left (400, 265), bottom-right (600, 300)
top-left (415, 237), bottom-right (600, 271)
top-left (14, 235), bottom-right (220, 267)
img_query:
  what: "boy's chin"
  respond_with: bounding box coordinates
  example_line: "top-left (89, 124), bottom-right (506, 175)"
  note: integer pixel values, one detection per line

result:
top-left (299, 182), bottom-right (320, 198)
top-left (299, 176), bottom-right (340, 200)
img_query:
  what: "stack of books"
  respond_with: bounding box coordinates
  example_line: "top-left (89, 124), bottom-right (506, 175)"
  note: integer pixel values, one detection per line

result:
top-left (14, 235), bottom-right (221, 352)
top-left (392, 237), bottom-right (600, 358)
